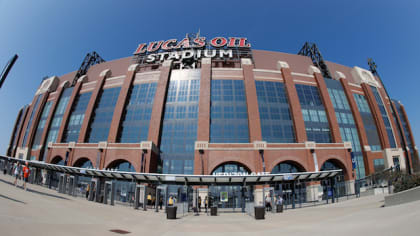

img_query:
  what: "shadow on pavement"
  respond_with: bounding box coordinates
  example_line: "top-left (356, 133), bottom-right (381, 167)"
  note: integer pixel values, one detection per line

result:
top-left (0, 178), bottom-right (71, 201)
top-left (0, 194), bottom-right (26, 204)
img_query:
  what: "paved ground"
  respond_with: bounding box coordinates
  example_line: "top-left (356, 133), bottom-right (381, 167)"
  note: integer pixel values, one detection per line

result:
top-left (1, 174), bottom-right (419, 236)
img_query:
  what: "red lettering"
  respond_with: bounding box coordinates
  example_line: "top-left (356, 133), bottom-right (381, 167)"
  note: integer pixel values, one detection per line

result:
top-left (193, 37), bottom-right (206, 48)
top-left (161, 39), bottom-right (177, 50)
top-left (147, 41), bottom-right (164, 52)
top-left (133, 43), bottom-right (147, 54)
top-left (175, 38), bottom-right (191, 49)
top-left (238, 38), bottom-right (251, 48)
top-left (228, 37), bottom-right (240, 47)
top-left (210, 37), bottom-right (227, 47)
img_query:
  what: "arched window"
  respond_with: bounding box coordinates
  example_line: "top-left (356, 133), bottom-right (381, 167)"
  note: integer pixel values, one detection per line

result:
top-left (107, 160), bottom-right (135, 172)
top-left (320, 160), bottom-right (341, 171)
top-left (211, 162), bottom-right (250, 175)
top-left (73, 158), bottom-right (93, 169)
top-left (271, 161), bottom-right (305, 174)
top-left (51, 156), bottom-right (64, 166)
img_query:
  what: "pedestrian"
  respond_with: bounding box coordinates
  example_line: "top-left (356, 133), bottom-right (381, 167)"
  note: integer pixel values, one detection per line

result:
top-left (22, 162), bottom-right (30, 191)
top-left (159, 196), bottom-right (163, 209)
top-left (168, 196), bottom-right (174, 206)
top-left (13, 162), bottom-right (20, 186)
top-left (265, 194), bottom-right (272, 211)
top-left (198, 196), bottom-right (202, 212)
top-left (147, 193), bottom-right (152, 207)
top-left (152, 195), bottom-right (156, 208)
top-left (86, 183), bottom-right (90, 199)
top-left (277, 195), bottom-right (283, 206)
top-left (204, 196), bottom-right (208, 213)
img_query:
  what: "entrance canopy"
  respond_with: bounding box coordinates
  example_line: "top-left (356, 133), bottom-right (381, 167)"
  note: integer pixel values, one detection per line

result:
top-left (1, 156), bottom-right (341, 186)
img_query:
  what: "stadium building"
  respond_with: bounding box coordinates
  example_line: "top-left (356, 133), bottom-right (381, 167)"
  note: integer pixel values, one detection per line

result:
top-left (6, 35), bottom-right (419, 204)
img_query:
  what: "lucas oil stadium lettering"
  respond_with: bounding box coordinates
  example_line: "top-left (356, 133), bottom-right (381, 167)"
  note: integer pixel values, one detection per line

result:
top-left (133, 36), bottom-right (251, 63)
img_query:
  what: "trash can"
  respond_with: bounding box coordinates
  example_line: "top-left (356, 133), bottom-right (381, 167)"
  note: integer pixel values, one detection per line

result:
top-left (167, 206), bottom-right (177, 219)
top-left (210, 206), bottom-right (217, 216)
top-left (254, 206), bottom-right (265, 220)
top-left (276, 204), bottom-right (283, 213)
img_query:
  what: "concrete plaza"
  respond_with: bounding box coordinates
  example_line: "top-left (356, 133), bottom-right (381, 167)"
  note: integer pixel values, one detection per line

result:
top-left (1, 174), bottom-right (419, 236)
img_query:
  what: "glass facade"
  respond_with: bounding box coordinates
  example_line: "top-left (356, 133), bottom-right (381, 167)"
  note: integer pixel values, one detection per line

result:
top-left (370, 86), bottom-right (397, 148)
top-left (296, 84), bottom-right (331, 143)
top-left (256, 81), bottom-right (295, 143)
top-left (326, 79), bottom-right (365, 179)
top-left (160, 69), bottom-right (200, 174)
top-left (31, 101), bottom-right (53, 150)
top-left (62, 92), bottom-right (92, 143)
top-left (21, 95), bottom-right (42, 147)
top-left (210, 80), bottom-right (249, 143)
top-left (44, 88), bottom-right (74, 145)
top-left (271, 162), bottom-right (303, 174)
top-left (354, 94), bottom-right (382, 151)
top-left (117, 83), bottom-right (157, 143)
top-left (86, 87), bottom-right (121, 143)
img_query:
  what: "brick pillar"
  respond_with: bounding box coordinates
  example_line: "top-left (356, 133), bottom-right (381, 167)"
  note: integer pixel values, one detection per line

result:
top-left (108, 64), bottom-right (139, 143)
top-left (399, 103), bottom-right (417, 150)
top-left (311, 69), bottom-right (342, 143)
top-left (78, 70), bottom-right (111, 143)
top-left (26, 92), bottom-right (49, 149)
top-left (7, 108), bottom-right (24, 156)
top-left (194, 58), bottom-right (211, 175)
top-left (17, 94), bottom-right (41, 148)
top-left (146, 60), bottom-right (173, 172)
top-left (278, 61), bottom-right (307, 142)
top-left (12, 107), bottom-right (29, 156)
top-left (241, 58), bottom-right (262, 142)
top-left (361, 83), bottom-right (390, 149)
top-left (56, 77), bottom-right (86, 143)
top-left (340, 78), bottom-right (373, 175)
top-left (391, 101), bottom-right (413, 172)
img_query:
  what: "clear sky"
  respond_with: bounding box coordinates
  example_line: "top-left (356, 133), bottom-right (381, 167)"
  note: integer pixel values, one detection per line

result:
top-left (0, 0), bottom-right (419, 154)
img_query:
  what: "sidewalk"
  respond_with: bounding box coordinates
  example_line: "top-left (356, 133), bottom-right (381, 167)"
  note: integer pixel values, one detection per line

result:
top-left (1, 174), bottom-right (419, 236)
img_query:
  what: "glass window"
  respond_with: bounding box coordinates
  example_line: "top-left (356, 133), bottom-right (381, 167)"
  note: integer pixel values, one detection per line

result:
top-left (296, 84), bottom-right (332, 143)
top-left (210, 80), bottom-right (249, 143)
top-left (21, 95), bottom-right (42, 147)
top-left (160, 69), bottom-right (200, 174)
top-left (354, 94), bottom-right (382, 152)
top-left (86, 87), bottom-right (121, 143)
top-left (31, 101), bottom-right (53, 150)
top-left (62, 92), bottom-right (92, 143)
top-left (117, 83), bottom-right (157, 143)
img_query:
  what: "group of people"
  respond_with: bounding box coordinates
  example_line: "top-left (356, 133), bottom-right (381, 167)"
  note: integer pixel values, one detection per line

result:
top-left (196, 196), bottom-right (209, 212)
top-left (265, 194), bottom-right (284, 211)
top-left (12, 162), bottom-right (31, 190)
top-left (147, 193), bottom-right (164, 209)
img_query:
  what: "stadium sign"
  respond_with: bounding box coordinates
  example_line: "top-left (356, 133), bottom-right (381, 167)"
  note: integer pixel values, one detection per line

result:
top-left (133, 36), bottom-right (251, 63)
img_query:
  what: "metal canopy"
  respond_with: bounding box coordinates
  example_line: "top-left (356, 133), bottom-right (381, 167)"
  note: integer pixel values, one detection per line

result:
top-left (1, 156), bottom-right (341, 185)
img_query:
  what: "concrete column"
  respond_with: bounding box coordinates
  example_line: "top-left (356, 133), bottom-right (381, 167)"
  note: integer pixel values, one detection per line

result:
top-left (312, 69), bottom-right (342, 143)
top-left (56, 77), bottom-right (85, 143)
top-left (241, 58), bottom-right (262, 142)
top-left (345, 180), bottom-right (355, 195)
top-left (78, 70), bottom-right (111, 143)
top-left (306, 183), bottom-right (321, 202)
top-left (278, 61), bottom-right (307, 142)
top-left (107, 64), bottom-right (140, 143)
top-left (253, 187), bottom-right (264, 207)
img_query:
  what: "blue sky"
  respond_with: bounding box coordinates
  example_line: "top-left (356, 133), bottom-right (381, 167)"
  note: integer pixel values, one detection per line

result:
top-left (0, 0), bottom-right (419, 153)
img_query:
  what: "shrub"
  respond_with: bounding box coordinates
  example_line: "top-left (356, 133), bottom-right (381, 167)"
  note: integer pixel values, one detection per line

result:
top-left (392, 172), bottom-right (420, 193)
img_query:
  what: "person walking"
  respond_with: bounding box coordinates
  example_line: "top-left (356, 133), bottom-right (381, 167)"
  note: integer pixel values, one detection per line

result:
top-left (22, 162), bottom-right (30, 191)
top-left (168, 196), bottom-right (174, 206)
top-left (204, 196), bottom-right (208, 213)
top-left (13, 162), bottom-right (20, 186)
top-left (86, 184), bottom-right (90, 199)
top-left (147, 193), bottom-right (152, 207)
top-left (159, 196), bottom-right (163, 209)
top-left (198, 196), bottom-right (202, 212)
